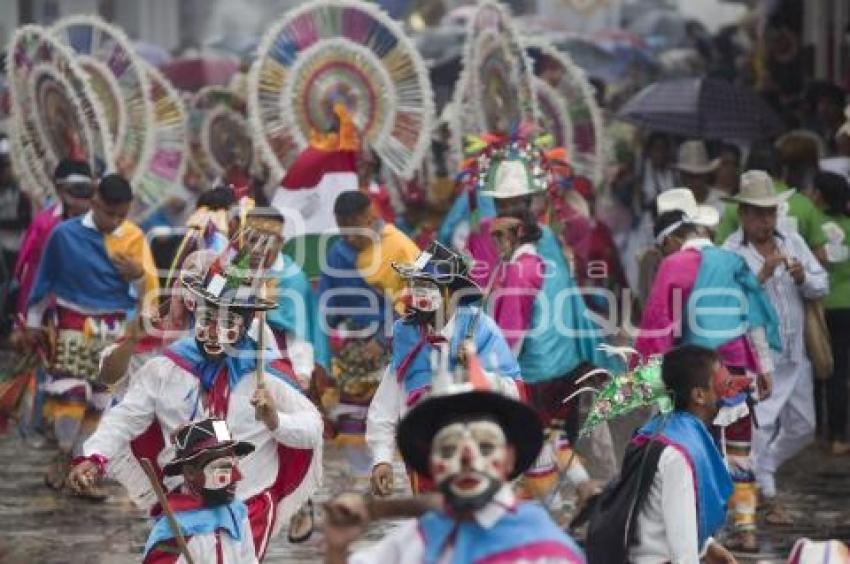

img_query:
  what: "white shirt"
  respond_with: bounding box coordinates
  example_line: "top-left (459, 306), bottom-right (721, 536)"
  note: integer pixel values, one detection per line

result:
top-left (84, 355), bottom-right (324, 511)
top-left (629, 446), bottom-right (713, 564)
top-left (151, 512), bottom-right (258, 563)
top-left (348, 486), bottom-right (517, 564)
top-left (365, 313), bottom-right (521, 467)
top-left (724, 229), bottom-right (829, 364)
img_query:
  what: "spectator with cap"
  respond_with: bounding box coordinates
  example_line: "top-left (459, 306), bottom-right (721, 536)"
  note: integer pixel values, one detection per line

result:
top-left (673, 140), bottom-right (726, 217)
top-left (635, 187), bottom-right (719, 308)
top-left (723, 169), bottom-right (828, 525)
top-left (714, 140), bottom-right (829, 264)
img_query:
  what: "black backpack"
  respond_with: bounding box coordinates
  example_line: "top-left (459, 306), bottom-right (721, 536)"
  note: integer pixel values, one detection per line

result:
top-left (575, 439), bottom-right (667, 564)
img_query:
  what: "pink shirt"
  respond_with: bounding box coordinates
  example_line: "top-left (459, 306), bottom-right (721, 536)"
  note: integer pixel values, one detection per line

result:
top-left (635, 243), bottom-right (761, 373)
top-left (14, 204), bottom-right (63, 315)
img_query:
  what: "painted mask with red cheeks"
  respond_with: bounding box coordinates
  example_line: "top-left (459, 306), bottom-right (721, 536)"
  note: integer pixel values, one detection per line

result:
top-left (429, 419), bottom-right (509, 513)
top-left (711, 364), bottom-right (751, 403)
top-left (408, 279), bottom-right (443, 313)
top-left (187, 455), bottom-right (242, 507)
top-left (192, 306), bottom-right (247, 358)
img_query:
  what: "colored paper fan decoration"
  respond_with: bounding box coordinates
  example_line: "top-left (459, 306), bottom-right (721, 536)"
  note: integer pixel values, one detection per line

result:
top-left (132, 62), bottom-right (189, 214)
top-left (52, 15), bottom-right (153, 185)
top-left (534, 77), bottom-right (574, 158)
top-left (188, 86), bottom-right (255, 184)
top-left (6, 25), bottom-right (113, 198)
top-left (565, 346), bottom-right (672, 438)
top-left (451, 1), bottom-right (537, 166)
top-left (248, 0), bottom-right (435, 180)
top-left (526, 37), bottom-right (606, 187)
top-left (6, 114), bottom-right (49, 203)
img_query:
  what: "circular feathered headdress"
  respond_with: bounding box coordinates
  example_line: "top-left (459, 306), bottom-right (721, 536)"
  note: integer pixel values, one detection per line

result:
top-left (52, 15), bottom-right (154, 187)
top-left (450, 1), bottom-right (537, 167)
top-left (458, 122), bottom-right (569, 225)
top-left (248, 0), bottom-right (435, 180)
top-left (188, 86), bottom-right (255, 186)
top-left (533, 77), bottom-right (573, 160)
top-left (525, 37), bottom-right (606, 188)
top-left (6, 25), bottom-right (113, 201)
top-left (132, 62), bottom-right (189, 215)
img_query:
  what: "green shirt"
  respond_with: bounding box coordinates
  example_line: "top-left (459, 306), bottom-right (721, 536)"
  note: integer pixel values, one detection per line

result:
top-left (823, 214), bottom-right (850, 310)
top-left (715, 180), bottom-right (829, 250)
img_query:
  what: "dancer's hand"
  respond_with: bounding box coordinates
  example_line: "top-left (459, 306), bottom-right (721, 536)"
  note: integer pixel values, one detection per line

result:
top-left (705, 540), bottom-right (738, 564)
top-left (757, 372), bottom-right (773, 401)
top-left (112, 253), bottom-right (144, 282)
top-left (324, 492), bottom-right (370, 558)
top-left (251, 385), bottom-right (279, 431)
top-left (67, 460), bottom-right (100, 493)
top-left (370, 462), bottom-right (395, 497)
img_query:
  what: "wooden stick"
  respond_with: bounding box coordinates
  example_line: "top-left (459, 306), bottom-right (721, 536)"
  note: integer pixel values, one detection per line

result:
top-left (140, 458), bottom-right (195, 564)
top-left (255, 304), bottom-right (266, 390)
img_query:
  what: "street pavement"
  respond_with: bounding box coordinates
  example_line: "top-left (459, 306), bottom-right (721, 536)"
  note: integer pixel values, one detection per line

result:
top-left (0, 434), bottom-right (847, 562)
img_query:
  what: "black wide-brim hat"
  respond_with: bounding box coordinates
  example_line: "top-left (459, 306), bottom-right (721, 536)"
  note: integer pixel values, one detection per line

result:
top-left (392, 241), bottom-right (483, 302)
top-left (181, 271), bottom-right (277, 312)
top-left (163, 418), bottom-right (255, 477)
top-left (397, 390), bottom-right (543, 481)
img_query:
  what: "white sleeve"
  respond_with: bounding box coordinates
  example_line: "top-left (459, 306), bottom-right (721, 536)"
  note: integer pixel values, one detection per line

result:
top-left (83, 357), bottom-right (162, 460)
top-left (286, 330), bottom-right (315, 386)
top-left (747, 326), bottom-right (774, 374)
top-left (659, 448), bottom-right (701, 562)
top-left (796, 235), bottom-right (830, 299)
top-left (366, 366), bottom-right (402, 467)
top-left (348, 520), bottom-right (422, 564)
top-left (266, 376), bottom-right (324, 449)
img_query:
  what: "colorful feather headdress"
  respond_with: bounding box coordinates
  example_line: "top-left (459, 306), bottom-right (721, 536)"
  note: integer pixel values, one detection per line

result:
top-left (566, 345), bottom-right (672, 438)
top-left (457, 122), bottom-right (569, 227)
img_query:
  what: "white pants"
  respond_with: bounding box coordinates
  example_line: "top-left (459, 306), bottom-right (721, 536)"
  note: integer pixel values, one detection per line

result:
top-left (753, 357), bottom-right (816, 497)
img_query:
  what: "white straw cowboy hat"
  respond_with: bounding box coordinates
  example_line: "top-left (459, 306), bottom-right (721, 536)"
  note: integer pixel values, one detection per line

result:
top-left (721, 169), bottom-right (795, 208)
top-left (657, 188), bottom-right (719, 227)
top-left (674, 140), bottom-right (719, 175)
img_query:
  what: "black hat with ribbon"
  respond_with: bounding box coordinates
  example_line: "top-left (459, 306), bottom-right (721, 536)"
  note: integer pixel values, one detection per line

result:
top-left (163, 418), bottom-right (254, 476)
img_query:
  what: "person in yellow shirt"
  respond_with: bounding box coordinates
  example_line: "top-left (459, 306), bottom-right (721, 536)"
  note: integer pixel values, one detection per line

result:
top-left (317, 190), bottom-right (419, 446)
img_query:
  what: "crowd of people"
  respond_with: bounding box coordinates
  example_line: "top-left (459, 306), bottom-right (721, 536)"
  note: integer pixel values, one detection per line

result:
top-left (0, 2), bottom-right (849, 563)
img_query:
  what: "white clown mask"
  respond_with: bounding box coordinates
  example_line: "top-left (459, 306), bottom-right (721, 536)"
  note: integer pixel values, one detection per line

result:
top-left (409, 279), bottom-right (443, 313)
top-left (202, 456), bottom-right (239, 491)
top-left (429, 419), bottom-right (511, 512)
top-left (192, 306), bottom-right (247, 356)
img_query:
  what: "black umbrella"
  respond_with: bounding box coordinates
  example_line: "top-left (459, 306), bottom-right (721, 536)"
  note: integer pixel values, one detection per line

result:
top-left (617, 77), bottom-right (783, 140)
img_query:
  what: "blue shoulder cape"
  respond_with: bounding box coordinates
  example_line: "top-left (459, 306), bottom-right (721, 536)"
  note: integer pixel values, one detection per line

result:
top-left (419, 502), bottom-right (586, 564)
top-left (635, 411), bottom-right (733, 548)
top-left (391, 306), bottom-right (520, 396)
top-left (687, 246), bottom-right (781, 351)
top-left (165, 336), bottom-right (299, 392)
top-left (266, 253), bottom-right (330, 370)
top-left (519, 226), bottom-right (621, 381)
top-left (144, 499), bottom-right (247, 556)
